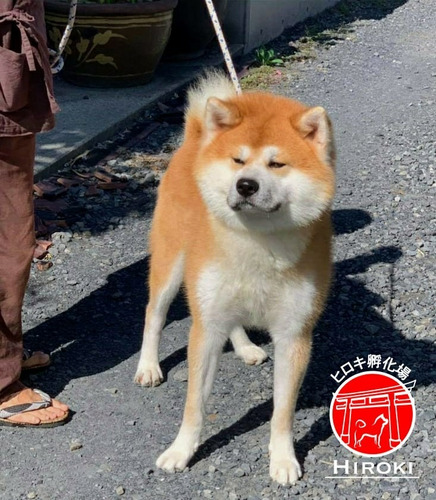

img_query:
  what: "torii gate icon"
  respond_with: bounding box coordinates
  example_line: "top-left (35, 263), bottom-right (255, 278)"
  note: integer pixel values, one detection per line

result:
top-left (332, 377), bottom-right (415, 451)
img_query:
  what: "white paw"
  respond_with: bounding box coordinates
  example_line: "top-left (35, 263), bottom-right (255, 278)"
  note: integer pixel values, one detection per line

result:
top-left (270, 456), bottom-right (302, 485)
top-left (156, 445), bottom-right (194, 472)
top-left (134, 362), bottom-right (163, 387)
top-left (235, 344), bottom-right (268, 366)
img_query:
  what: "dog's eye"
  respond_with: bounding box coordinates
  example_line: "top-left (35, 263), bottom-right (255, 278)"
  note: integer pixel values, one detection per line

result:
top-left (232, 157), bottom-right (245, 165)
top-left (268, 161), bottom-right (286, 169)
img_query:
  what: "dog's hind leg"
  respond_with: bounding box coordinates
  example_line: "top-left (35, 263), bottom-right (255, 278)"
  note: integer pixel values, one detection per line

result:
top-left (134, 251), bottom-right (185, 387)
top-left (230, 326), bottom-right (268, 365)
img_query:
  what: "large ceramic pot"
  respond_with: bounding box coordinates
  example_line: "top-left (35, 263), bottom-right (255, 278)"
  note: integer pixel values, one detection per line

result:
top-left (44, 0), bottom-right (178, 87)
top-left (164, 0), bottom-right (228, 60)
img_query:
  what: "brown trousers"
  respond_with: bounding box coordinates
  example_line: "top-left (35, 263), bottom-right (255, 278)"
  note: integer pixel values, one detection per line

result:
top-left (0, 134), bottom-right (35, 394)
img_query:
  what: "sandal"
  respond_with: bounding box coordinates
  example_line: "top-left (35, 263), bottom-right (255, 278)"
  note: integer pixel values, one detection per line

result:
top-left (22, 349), bottom-right (51, 372)
top-left (0, 387), bottom-right (69, 428)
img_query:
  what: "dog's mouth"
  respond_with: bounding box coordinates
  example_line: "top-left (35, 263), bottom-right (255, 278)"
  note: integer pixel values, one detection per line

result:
top-left (230, 200), bottom-right (282, 213)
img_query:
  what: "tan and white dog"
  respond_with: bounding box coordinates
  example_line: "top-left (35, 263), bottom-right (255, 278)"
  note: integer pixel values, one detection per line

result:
top-left (135, 71), bottom-right (335, 485)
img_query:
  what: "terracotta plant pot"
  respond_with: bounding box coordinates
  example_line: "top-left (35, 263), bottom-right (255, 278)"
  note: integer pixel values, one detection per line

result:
top-left (164, 0), bottom-right (228, 60)
top-left (44, 0), bottom-right (178, 88)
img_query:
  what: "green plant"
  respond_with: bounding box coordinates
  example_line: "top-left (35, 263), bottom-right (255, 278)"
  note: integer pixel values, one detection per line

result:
top-left (254, 46), bottom-right (284, 67)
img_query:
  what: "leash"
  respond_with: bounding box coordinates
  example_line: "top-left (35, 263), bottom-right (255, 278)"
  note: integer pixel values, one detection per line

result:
top-left (48, 0), bottom-right (239, 92)
top-left (49, 0), bottom-right (77, 74)
top-left (203, 0), bottom-right (242, 95)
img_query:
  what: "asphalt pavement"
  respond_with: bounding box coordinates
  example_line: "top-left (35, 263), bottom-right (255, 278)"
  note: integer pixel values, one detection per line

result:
top-left (1, 0), bottom-right (435, 499)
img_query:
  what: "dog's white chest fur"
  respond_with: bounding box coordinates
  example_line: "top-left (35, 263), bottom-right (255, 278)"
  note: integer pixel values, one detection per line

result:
top-left (196, 228), bottom-right (315, 332)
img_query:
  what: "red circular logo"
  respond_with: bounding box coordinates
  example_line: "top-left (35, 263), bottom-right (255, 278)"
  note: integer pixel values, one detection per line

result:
top-left (330, 372), bottom-right (415, 457)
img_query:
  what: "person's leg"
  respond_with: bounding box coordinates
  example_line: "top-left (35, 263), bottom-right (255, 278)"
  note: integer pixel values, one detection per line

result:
top-left (0, 134), bottom-right (36, 393)
top-left (0, 135), bottom-right (68, 425)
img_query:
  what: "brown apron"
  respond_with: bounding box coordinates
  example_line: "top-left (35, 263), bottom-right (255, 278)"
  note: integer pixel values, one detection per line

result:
top-left (0, 0), bottom-right (59, 136)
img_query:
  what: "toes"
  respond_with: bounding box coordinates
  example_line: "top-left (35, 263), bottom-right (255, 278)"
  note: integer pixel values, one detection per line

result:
top-left (0, 388), bottom-right (69, 425)
top-left (10, 412), bottom-right (40, 425)
top-left (44, 406), bottom-right (62, 418)
top-left (236, 345), bottom-right (268, 366)
top-left (51, 398), bottom-right (69, 412)
top-left (9, 407), bottom-right (64, 425)
top-left (134, 364), bottom-right (163, 387)
top-left (156, 447), bottom-right (191, 472)
top-left (37, 408), bottom-right (60, 421)
top-left (134, 369), bottom-right (163, 387)
top-left (46, 406), bottom-right (69, 420)
top-left (270, 458), bottom-right (302, 485)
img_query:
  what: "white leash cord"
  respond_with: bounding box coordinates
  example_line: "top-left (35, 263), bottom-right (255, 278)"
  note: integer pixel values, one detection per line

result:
top-left (49, 0), bottom-right (77, 74)
top-left (49, 0), bottom-right (238, 89)
top-left (203, 0), bottom-right (242, 95)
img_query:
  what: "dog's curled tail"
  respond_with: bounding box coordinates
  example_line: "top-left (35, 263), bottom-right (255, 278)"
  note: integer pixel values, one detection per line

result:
top-left (355, 419), bottom-right (366, 428)
top-left (185, 70), bottom-right (237, 138)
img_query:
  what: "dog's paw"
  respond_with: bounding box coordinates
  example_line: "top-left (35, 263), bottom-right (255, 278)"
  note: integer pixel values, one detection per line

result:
top-left (134, 362), bottom-right (163, 387)
top-left (156, 445), bottom-right (193, 472)
top-left (270, 456), bottom-right (302, 485)
top-left (235, 344), bottom-right (268, 366)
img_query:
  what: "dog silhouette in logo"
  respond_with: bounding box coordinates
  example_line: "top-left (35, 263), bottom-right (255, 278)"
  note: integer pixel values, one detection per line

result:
top-left (354, 414), bottom-right (389, 448)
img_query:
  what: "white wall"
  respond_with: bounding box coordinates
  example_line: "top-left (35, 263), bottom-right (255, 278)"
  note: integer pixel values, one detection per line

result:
top-left (224, 0), bottom-right (340, 53)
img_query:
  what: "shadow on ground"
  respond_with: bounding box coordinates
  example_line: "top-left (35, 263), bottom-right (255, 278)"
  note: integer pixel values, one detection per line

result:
top-left (24, 254), bottom-right (189, 396)
top-left (24, 207), bottom-right (434, 465)
top-left (270, 0), bottom-right (409, 58)
top-left (192, 208), bottom-right (435, 465)
top-left (303, 0), bottom-right (410, 31)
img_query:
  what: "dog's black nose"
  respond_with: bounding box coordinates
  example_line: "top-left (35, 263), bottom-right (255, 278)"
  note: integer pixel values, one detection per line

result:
top-left (236, 178), bottom-right (259, 197)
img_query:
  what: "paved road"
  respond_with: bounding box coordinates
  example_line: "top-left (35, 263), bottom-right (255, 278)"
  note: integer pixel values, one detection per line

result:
top-left (1, 0), bottom-right (435, 499)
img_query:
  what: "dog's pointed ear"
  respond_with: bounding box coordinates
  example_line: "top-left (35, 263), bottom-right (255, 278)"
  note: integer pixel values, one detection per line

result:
top-left (205, 97), bottom-right (241, 133)
top-left (297, 106), bottom-right (335, 167)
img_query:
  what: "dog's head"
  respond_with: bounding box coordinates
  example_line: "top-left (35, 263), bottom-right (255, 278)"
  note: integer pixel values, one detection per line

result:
top-left (187, 75), bottom-right (335, 233)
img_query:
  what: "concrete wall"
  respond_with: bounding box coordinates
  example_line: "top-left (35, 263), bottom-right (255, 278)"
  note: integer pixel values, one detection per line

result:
top-left (224, 0), bottom-right (339, 53)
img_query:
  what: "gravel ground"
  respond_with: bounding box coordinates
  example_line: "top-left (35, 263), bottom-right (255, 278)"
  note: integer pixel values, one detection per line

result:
top-left (1, 0), bottom-right (435, 499)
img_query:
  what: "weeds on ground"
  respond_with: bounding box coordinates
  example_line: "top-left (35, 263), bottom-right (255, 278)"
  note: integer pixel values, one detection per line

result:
top-left (240, 66), bottom-right (276, 90)
top-left (239, 0), bottom-right (398, 90)
top-left (254, 46), bottom-right (284, 67)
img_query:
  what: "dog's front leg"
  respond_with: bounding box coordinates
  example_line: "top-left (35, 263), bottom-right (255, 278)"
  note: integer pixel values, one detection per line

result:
top-left (268, 329), bottom-right (312, 485)
top-left (156, 322), bottom-right (227, 472)
top-left (135, 253), bottom-right (185, 387)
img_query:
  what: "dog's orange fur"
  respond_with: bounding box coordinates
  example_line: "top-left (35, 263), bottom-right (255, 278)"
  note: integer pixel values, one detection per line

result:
top-left (135, 72), bottom-right (336, 485)
top-left (151, 91), bottom-right (334, 285)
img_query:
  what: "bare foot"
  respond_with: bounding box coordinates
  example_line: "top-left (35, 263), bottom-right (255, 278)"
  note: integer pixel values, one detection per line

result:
top-left (0, 382), bottom-right (69, 426)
